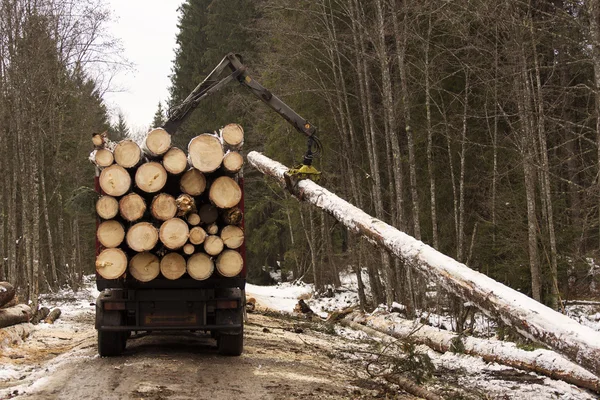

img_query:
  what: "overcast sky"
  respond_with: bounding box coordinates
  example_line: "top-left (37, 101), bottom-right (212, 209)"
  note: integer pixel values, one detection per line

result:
top-left (103, 0), bottom-right (184, 132)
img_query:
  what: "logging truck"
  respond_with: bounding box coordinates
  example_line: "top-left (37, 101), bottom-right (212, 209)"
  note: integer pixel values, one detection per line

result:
top-left (93, 53), bottom-right (321, 357)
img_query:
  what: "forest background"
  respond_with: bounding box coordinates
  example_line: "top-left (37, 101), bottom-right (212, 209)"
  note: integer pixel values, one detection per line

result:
top-left (2, 0), bottom-right (600, 313)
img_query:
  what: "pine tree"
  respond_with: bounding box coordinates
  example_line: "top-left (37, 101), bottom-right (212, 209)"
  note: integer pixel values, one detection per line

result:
top-left (111, 112), bottom-right (129, 141)
top-left (151, 102), bottom-right (166, 128)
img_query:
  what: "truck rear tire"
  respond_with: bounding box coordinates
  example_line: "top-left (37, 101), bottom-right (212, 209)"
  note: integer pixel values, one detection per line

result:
top-left (218, 331), bottom-right (243, 356)
top-left (98, 330), bottom-right (124, 357)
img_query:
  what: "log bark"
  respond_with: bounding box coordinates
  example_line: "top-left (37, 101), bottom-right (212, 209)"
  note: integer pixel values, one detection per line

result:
top-left (0, 323), bottom-right (33, 347)
top-left (176, 194), bottom-right (196, 216)
top-left (222, 207), bottom-right (243, 225)
top-left (187, 253), bottom-right (214, 280)
top-left (199, 204), bottom-right (218, 224)
top-left (163, 147), bottom-right (188, 175)
top-left (135, 162), bottom-right (167, 193)
top-left (99, 165), bottom-right (131, 197)
top-left (97, 220), bottom-right (125, 248)
top-left (221, 225), bottom-right (244, 249)
top-left (0, 304), bottom-right (31, 329)
top-left (187, 213), bottom-right (201, 226)
top-left (223, 151), bottom-right (244, 173)
top-left (144, 128), bottom-right (171, 157)
top-left (216, 250), bottom-right (243, 277)
top-left (180, 169), bottom-right (206, 196)
top-left (129, 252), bottom-right (160, 282)
top-left (96, 196), bottom-right (119, 220)
top-left (114, 139), bottom-right (142, 168)
top-left (348, 314), bottom-right (600, 394)
top-left (209, 176), bottom-right (242, 209)
top-left (119, 192), bottom-right (147, 222)
top-left (206, 223), bottom-right (218, 235)
top-left (221, 123), bottom-right (244, 148)
top-left (94, 149), bottom-right (114, 168)
top-left (188, 134), bottom-right (224, 173)
top-left (44, 308), bottom-right (61, 324)
top-left (204, 235), bottom-right (224, 256)
top-left (126, 222), bottom-right (159, 252)
top-left (189, 226), bottom-right (207, 245)
top-left (159, 218), bottom-right (190, 250)
top-left (247, 151), bottom-right (600, 376)
top-left (0, 282), bottom-right (15, 308)
top-left (96, 248), bottom-right (128, 279)
top-left (31, 306), bottom-right (50, 324)
top-left (160, 253), bottom-right (186, 280)
top-left (151, 193), bottom-right (177, 221)
top-left (183, 243), bottom-right (195, 255)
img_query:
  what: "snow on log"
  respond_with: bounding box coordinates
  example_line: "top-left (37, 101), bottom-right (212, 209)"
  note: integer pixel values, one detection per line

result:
top-left (151, 193), bottom-right (177, 221)
top-left (96, 248), bottom-right (127, 279)
top-left (162, 147), bottom-right (188, 175)
top-left (160, 253), bottom-right (186, 280)
top-left (187, 253), bottom-right (214, 280)
top-left (94, 149), bottom-right (114, 168)
top-left (114, 139), bottom-right (142, 168)
top-left (0, 304), bottom-right (31, 329)
top-left (188, 134), bottom-right (224, 173)
top-left (180, 169), bottom-right (206, 196)
top-left (216, 250), bottom-right (243, 277)
top-left (189, 226), bottom-right (206, 245)
top-left (345, 314), bottom-right (600, 393)
top-left (204, 235), bottom-right (224, 256)
top-left (0, 282), bottom-right (16, 308)
top-left (96, 196), bottom-right (119, 220)
top-left (126, 222), bottom-right (159, 252)
top-left (209, 176), bottom-right (241, 208)
top-left (119, 192), bottom-right (147, 222)
top-left (135, 162), bottom-right (168, 193)
top-left (96, 220), bottom-right (125, 248)
top-left (144, 128), bottom-right (171, 157)
top-left (223, 151), bottom-right (244, 173)
top-left (221, 225), bottom-right (244, 249)
top-left (159, 218), bottom-right (189, 250)
top-left (247, 151), bottom-right (600, 376)
top-left (221, 123), bottom-right (244, 148)
top-left (130, 252), bottom-right (160, 282)
top-left (99, 165), bottom-right (131, 197)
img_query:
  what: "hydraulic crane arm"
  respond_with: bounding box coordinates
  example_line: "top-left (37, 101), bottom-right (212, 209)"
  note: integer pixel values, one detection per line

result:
top-left (163, 53), bottom-right (321, 172)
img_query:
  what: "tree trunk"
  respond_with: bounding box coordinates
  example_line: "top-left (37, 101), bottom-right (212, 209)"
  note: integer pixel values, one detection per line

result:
top-left (96, 248), bottom-right (127, 280)
top-left (135, 162), bottom-right (167, 193)
top-left (94, 149), bottom-right (114, 168)
top-left (188, 134), bottom-right (224, 173)
top-left (588, 0), bottom-right (600, 251)
top-left (119, 193), bottom-right (147, 222)
top-left (209, 176), bottom-right (242, 209)
top-left (129, 252), bottom-right (160, 282)
top-left (127, 222), bottom-right (159, 252)
top-left (183, 243), bottom-right (195, 255)
top-left (222, 206), bottom-right (243, 225)
top-left (176, 194), bottom-right (196, 216)
top-left (247, 151), bottom-right (600, 376)
top-left (159, 218), bottom-right (189, 250)
top-left (160, 253), bottom-right (186, 280)
top-left (0, 304), bottom-right (31, 329)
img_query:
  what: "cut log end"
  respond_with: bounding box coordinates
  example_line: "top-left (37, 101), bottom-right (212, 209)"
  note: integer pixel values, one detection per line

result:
top-left (159, 218), bottom-right (190, 250)
top-left (92, 133), bottom-right (105, 147)
top-left (198, 204), bottom-right (218, 224)
top-left (223, 151), bottom-right (244, 173)
top-left (135, 162), bottom-right (168, 193)
top-left (145, 128), bottom-right (171, 156)
top-left (130, 252), bottom-right (160, 282)
top-left (96, 196), bottom-right (119, 220)
top-left (206, 223), bottom-right (218, 235)
top-left (126, 222), bottom-right (159, 252)
top-left (114, 139), bottom-right (142, 168)
top-left (204, 235), bottom-right (224, 256)
top-left (176, 194), bottom-right (196, 216)
top-left (222, 207), bottom-right (243, 226)
top-left (216, 250), bottom-right (243, 277)
top-left (189, 227), bottom-right (207, 245)
top-left (94, 149), bottom-right (114, 167)
top-left (188, 134), bottom-right (224, 173)
top-left (180, 169), bottom-right (206, 196)
top-left (183, 243), bottom-right (195, 255)
top-left (163, 147), bottom-right (188, 174)
top-left (119, 192), bottom-right (147, 222)
top-left (97, 220), bottom-right (125, 248)
top-left (96, 248), bottom-right (127, 280)
top-left (44, 308), bottom-right (61, 324)
top-left (221, 124), bottom-right (244, 147)
top-left (187, 213), bottom-right (201, 226)
top-left (221, 225), bottom-right (244, 249)
top-left (151, 193), bottom-right (177, 221)
top-left (209, 176), bottom-right (242, 209)
top-left (160, 253), bottom-right (186, 280)
top-left (187, 253), bottom-right (214, 281)
top-left (99, 165), bottom-right (131, 197)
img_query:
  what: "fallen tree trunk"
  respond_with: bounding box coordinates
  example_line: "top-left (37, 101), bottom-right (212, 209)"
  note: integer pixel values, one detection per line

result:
top-left (342, 315), bottom-right (600, 393)
top-left (247, 151), bottom-right (600, 376)
top-left (0, 323), bottom-right (34, 348)
top-left (31, 306), bottom-right (50, 324)
top-left (0, 282), bottom-right (16, 308)
top-left (44, 308), bottom-right (61, 324)
top-left (0, 304), bottom-right (31, 329)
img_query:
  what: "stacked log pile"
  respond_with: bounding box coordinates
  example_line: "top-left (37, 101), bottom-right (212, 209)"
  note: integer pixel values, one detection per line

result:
top-left (92, 124), bottom-right (245, 283)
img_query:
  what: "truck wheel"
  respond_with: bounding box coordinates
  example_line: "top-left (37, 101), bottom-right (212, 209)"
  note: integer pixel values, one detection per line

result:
top-left (98, 330), bottom-right (124, 357)
top-left (218, 331), bottom-right (243, 356)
